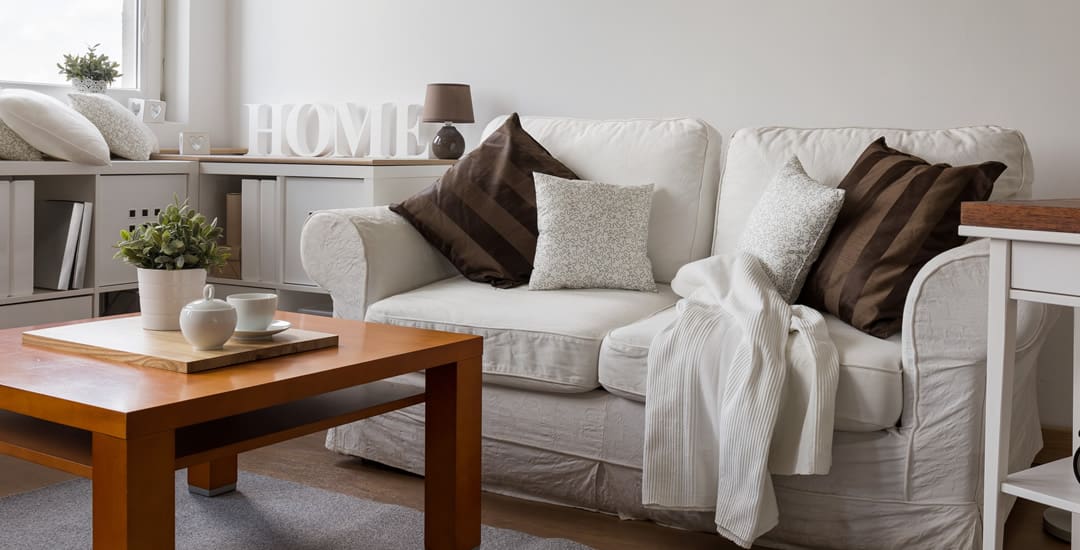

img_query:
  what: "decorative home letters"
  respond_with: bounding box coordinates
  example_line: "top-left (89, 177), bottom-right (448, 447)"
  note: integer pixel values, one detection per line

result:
top-left (245, 102), bottom-right (432, 158)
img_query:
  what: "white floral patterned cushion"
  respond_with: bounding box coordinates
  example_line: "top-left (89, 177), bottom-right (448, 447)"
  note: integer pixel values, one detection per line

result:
top-left (0, 119), bottom-right (42, 161)
top-left (737, 156), bottom-right (845, 303)
top-left (68, 92), bottom-right (158, 161)
top-left (530, 172), bottom-right (656, 292)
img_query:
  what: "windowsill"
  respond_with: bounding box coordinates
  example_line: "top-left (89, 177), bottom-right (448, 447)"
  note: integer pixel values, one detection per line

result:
top-left (0, 80), bottom-right (158, 103)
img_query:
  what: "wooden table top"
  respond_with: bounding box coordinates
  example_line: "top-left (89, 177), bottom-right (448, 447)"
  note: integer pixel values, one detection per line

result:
top-left (0, 312), bottom-right (481, 438)
top-left (961, 199), bottom-right (1080, 233)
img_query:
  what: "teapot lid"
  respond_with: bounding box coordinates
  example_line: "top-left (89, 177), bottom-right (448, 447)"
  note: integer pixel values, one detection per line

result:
top-left (183, 285), bottom-right (235, 312)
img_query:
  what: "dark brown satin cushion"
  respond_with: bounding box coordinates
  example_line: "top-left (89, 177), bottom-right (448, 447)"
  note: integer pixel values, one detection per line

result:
top-left (798, 137), bottom-right (1006, 338)
top-left (390, 113), bottom-right (578, 288)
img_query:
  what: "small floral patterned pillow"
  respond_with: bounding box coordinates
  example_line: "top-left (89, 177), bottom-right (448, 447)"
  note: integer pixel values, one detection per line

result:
top-left (530, 172), bottom-right (656, 292)
top-left (0, 119), bottom-right (42, 161)
top-left (737, 156), bottom-right (845, 303)
top-left (69, 92), bottom-right (158, 161)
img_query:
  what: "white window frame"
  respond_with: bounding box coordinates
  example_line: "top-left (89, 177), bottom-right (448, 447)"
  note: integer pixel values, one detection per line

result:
top-left (0, 0), bottom-right (164, 103)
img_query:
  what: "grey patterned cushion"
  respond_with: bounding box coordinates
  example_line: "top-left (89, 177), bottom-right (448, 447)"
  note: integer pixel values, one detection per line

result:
top-left (737, 156), bottom-right (845, 303)
top-left (0, 119), bottom-right (42, 160)
top-left (68, 93), bottom-right (158, 161)
top-left (530, 173), bottom-right (656, 292)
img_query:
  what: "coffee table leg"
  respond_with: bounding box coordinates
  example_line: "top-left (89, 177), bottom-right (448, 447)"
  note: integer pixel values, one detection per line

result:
top-left (188, 455), bottom-right (238, 497)
top-left (424, 357), bottom-right (482, 550)
top-left (92, 431), bottom-right (175, 550)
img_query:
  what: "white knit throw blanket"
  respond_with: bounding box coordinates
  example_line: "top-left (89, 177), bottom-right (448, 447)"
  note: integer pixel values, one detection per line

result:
top-left (642, 254), bottom-right (839, 548)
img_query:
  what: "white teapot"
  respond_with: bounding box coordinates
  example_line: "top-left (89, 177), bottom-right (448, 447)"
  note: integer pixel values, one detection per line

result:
top-left (180, 285), bottom-right (237, 350)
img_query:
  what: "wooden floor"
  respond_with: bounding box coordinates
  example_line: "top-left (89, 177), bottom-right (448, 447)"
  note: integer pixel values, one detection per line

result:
top-left (0, 431), bottom-right (1065, 549)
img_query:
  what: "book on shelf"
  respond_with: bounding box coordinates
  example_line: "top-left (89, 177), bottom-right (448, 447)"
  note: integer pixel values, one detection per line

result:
top-left (70, 202), bottom-right (93, 290)
top-left (0, 180), bottom-right (34, 298)
top-left (34, 200), bottom-right (85, 291)
top-left (241, 179), bottom-right (280, 283)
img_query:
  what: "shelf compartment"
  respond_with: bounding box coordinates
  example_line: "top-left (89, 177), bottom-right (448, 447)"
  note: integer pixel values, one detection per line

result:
top-left (174, 380), bottom-right (425, 467)
top-left (0, 411), bottom-right (92, 477)
top-left (0, 380), bottom-right (424, 476)
top-left (1001, 457), bottom-right (1080, 513)
top-left (0, 287), bottom-right (93, 307)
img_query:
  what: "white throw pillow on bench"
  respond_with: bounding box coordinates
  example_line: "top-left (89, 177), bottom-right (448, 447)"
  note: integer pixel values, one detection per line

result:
top-left (0, 88), bottom-right (110, 165)
top-left (0, 120), bottom-right (42, 161)
top-left (69, 92), bottom-right (159, 161)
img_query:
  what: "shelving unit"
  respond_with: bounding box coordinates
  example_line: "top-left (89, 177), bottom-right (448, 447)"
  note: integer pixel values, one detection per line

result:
top-left (0, 160), bottom-right (199, 329)
top-left (0, 156), bottom-right (452, 329)
top-left (174, 155), bottom-right (453, 316)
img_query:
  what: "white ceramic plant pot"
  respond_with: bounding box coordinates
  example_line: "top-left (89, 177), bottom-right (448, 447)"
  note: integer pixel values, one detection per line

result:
top-left (137, 268), bottom-right (207, 331)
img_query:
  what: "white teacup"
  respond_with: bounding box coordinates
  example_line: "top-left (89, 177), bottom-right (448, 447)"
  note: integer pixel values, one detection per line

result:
top-left (226, 293), bottom-right (278, 331)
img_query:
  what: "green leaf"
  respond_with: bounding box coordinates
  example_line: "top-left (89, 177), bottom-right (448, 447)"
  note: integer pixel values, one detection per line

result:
top-left (113, 196), bottom-right (228, 271)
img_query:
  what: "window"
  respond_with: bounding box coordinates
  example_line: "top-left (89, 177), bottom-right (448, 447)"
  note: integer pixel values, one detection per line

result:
top-left (0, 0), bottom-right (161, 98)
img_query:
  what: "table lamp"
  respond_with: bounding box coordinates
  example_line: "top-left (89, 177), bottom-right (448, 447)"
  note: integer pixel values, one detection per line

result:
top-left (422, 83), bottom-right (474, 160)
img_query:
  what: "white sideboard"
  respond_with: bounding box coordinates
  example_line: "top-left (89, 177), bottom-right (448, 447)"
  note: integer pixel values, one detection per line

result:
top-left (0, 160), bottom-right (199, 328)
top-left (171, 155), bottom-right (454, 316)
top-left (0, 156), bottom-right (452, 329)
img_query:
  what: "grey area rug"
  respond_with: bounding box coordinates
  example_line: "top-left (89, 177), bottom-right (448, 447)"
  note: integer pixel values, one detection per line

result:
top-left (0, 471), bottom-right (592, 549)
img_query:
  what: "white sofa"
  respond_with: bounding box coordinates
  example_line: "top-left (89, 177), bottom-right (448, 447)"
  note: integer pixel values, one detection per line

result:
top-left (300, 117), bottom-right (1055, 549)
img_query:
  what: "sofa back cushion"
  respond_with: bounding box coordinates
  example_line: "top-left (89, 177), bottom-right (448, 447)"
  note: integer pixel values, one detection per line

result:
top-left (483, 116), bottom-right (723, 283)
top-left (712, 126), bottom-right (1033, 256)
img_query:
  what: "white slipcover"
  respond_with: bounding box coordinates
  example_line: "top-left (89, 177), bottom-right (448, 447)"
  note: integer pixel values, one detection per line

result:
top-left (303, 119), bottom-right (1058, 548)
top-left (365, 276), bottom-right (678, 393)
top-left (483, 116), bottom-right (723, 283)
top-left (713, 126), bottom-right (1032, 255)
top-left (599, 308), bottom-right (903, 432)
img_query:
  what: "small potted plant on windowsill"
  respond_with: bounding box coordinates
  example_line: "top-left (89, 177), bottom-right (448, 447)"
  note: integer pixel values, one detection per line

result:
top-left (57, 44), bottom-right (121, 93)
top-left (115, 197), bottom-right (229, 330)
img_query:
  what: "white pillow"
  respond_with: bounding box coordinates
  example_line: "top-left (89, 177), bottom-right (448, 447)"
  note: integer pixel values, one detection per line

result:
top-left (69, 92), bottom-right (159, 161)
top-left (0, 88), bottom-right (109, 165)
top-left (737, 156), bottom-right (845, 302)
top-left (530, 172), bottom-right (657, 292)
top-left (0, 119), bottom-right (42, 161)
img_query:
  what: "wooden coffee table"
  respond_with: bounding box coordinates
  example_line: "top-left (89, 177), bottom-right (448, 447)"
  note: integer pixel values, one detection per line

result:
top-left (0, 312), bottom-right (483, 550)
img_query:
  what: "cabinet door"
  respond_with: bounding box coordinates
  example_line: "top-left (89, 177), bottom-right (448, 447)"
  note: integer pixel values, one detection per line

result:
top-left (0, 296), bottom-right (93, 329)
top-left (95, 175), bottom-right (188, 286)
top-left (283, 178), bottom-right (372, 286)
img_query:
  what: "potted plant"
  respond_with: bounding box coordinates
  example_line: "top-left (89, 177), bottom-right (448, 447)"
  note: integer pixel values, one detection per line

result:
top-left (56, 44), bottom-right (121, 93)
top-left (115, 197), bottom-right (229, 330)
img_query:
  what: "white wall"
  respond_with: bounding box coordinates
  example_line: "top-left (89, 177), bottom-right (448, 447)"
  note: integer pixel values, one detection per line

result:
top-left (158, 0), bottom-right (230, 149)
top-left (219, 0), bottom-right (1080, 427)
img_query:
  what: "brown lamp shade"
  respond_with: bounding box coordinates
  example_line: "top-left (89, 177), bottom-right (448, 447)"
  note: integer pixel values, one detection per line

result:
top-left (422, 83), bottom-right (475, 124)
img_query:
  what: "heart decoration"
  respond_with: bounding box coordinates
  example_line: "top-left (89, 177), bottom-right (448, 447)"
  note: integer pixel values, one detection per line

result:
top-left (149, 103), bottom-right (163, 120)
top-left (190, 136), bottom-right (207, 152)
top-left (132, 103), bottom-right (143, 117)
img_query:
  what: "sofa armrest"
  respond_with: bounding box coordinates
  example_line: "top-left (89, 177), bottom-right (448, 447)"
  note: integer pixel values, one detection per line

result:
top-left (902, 239), bottom-right (1052, 373)
top-left (899, 238), bottom-right (1058, 502)
top-left (300, 206), bottom-right (456, 320)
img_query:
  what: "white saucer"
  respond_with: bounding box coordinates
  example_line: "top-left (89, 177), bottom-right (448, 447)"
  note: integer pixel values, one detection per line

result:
top-left (232, 320), bottom-right (291, 341)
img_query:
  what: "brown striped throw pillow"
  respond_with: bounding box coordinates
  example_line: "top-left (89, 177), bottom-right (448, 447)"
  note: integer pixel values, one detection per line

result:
top-left (390, 113), bottom-right (579, 288)
top-left (798, 137), bottom-right (1006, 338)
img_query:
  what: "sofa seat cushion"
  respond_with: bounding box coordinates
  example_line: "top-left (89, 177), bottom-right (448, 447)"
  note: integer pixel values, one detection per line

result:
top-left (366, 276), bottom-right (679, 393)
top-left (598, 307), bottom-right (903, 432)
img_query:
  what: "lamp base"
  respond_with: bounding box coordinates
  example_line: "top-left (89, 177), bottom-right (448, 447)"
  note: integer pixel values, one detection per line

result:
top-left (431, 123), bottom-right (465, 160)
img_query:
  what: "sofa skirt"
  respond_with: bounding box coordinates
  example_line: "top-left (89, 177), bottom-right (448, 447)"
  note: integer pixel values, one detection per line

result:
top-left (327, 352), bottom-right (1042, 549)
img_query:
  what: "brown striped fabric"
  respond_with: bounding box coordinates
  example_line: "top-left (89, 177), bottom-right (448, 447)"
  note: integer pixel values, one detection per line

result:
top-left (390, 113), bottom-right (578, 288)
top-left (798, 137), bottom-right (1006, 338)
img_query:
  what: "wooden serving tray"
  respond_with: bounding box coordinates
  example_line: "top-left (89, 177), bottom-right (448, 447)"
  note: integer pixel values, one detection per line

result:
top-left (21, 316), bottom-right (338, 373)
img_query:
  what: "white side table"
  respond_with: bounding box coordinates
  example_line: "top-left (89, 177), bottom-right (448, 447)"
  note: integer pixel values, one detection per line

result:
top-left (961, 199), bottom-right (1080, 550)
